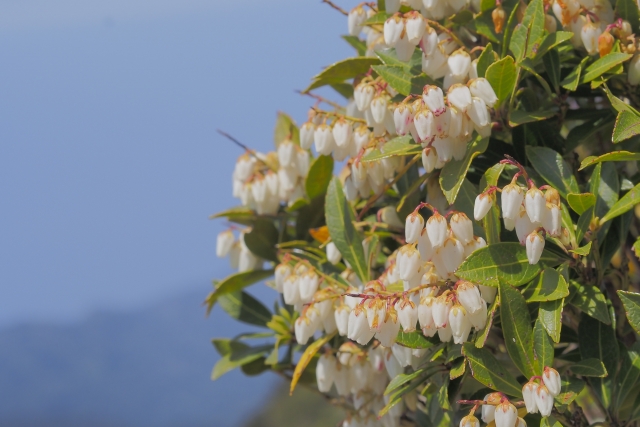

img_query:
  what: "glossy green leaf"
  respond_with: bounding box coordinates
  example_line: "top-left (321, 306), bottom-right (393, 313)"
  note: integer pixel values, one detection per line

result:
top-left (342, 35), bottom-right (367, 56)
top-left (543, 49), bottom-right (561, 92)
top-left (613, 110), bottom-right (640, 143)
top-left (500, 281), bottom-right (538, 377)
top-left (376, 50), bottom-right (411, 70)
top-left (575, 205), bottom-right (594, 244)
top-left (554, 377), bottom-right (585, 406)
top-left (539, 298), bottom-right (564, 343)
top-left (590, 162), bottom-right (619, 239)
top-left (615, 342), bottom-right (640, 413)
top-left (450, 357), bottom-right (466, 379)
top-left (305, 57), bottom-right (381, 91)
top-left (211, 341), bottom-right (272, 380)
top-left (526, 146), bottom-right (579, 198)
top-left (326, 177), bottom-right (369, 283)
top-left (396, 330), bottom-right (438, 349)
top-left (581, 52), bottom-right (633, 83)
top-left (600, 182), bottom-right (640, 224)
top-left (361, 135), bottom-right (420, 162)
top-left (535, 31), bottom-right (574, 59)
top-left (525, 267), bottom-right (570, 302)
top-left (439, 136), bottom-right (489, 204)
top-left (462, 343), bottom-right (522, 397)
top-left (561, 56), bottom-right (589, 91)
top-left (534, 317), bottom-right (554, 370)
top-left (210, 206), bottom-right (256, 226)
top-left (481, 164), bottom-right (505, 245)
top-left (372, 65), bottom-right (431, 96)
top-left (579, 315), bottom-right (619, 387)
top-left (485, 56), bottom-right (517, 108)
top-left (206, 269), bottom-right (275, 312)
top-left (567, 193), bottom-right (596, 215)
top-left (218, 290), bottom-right (272, 327)
top-left (385, 369), bottom-right (427, 395)
top-left (579, 151), bottom-right (640, 170)
top-left (603, 83), bottom-right (640, 115)
top-left (305, 155), bottom-right (334, 200)
top-left (565, 112), bottom-right (616, 151)
top-left (618, 291), bottom-right (640, 335)
top-left (509, 109), bottom-right (556, 126)
top-left (477, 43), bottom-right (495, 78)
top-left (274, 112), bottom-right (300, 147)
top-left (364, 11), bottom-right (389, 25)
top-left (571, 358), bottom-right (608, 377)
top-left (570, 241), bottom-right (592, 257)
top-left (456, 242), bottom-right (563, 287)
top-left (509, 0), bottom-right (544, 60)
top-left (244, 218), bottom-right (280, 262)
top-left (570, 281), bottom-right (611, 324)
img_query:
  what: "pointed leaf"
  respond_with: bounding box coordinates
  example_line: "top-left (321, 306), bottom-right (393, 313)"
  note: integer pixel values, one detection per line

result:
top-left (534, 317), bottom-right (554, 370)
top-left (539, 299), bottom-right (564, 343)
top-left (570, 281), bottom-right (611, 324)
top-left (206, 269), bottom-right (275, 313)
top-left (462, 343), bottom-right (522, 397)
top-left (579, 151), bottom-right (640, 170)
top-left (500, 281), bottom-right (539, 377)
top-left (618, 291), bottom-right (640, 335)
top-left (218, 290), bottom-right (273, 327)
top-left (305, 155), bottom-right (334, 200)
top-left (439, 136), bottom-right (489, 204)
top-left (581, 52), bottom-right (633, 83)
top-left (600, 182), bottom-right (640, 224)
top-left (361, 135), bottom-right (420, 162)
top-left (578, 315), bottom-right (619, 382)
top-left (571, 358), bottom-right (608, 377)
top-left (524, 267), bottom-right (570, 302)
top-left (613, 110), bottom-right (640, 143)
top-left (485, 56), bottom-right (517, 108)
top-left (305, 57), bottom-right (381, 91)
top-left (567, 193), bottom-right (596, 215)
top-left (526, 146), bottom-right (579, 198)
top-left (290, 331), bottom-right (336, 395)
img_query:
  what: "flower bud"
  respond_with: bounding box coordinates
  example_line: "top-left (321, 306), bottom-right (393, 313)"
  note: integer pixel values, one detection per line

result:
top-left (516, 207), bottom-right (537, 245)
top-left (299, 270), bottom-right (320, 302)
top-left (598, 30), bottom-right (614, 57)
top-left (543, 203), bottom-right (562, 237)
top-left (398, 244), bottom-right (422, 282)
top-left (354, 82), bottom-right (375, 111)
top-left (468, 77), bottom-right (498, 108)
top-left (375, 314), bottom-right (401, 347)
top-left (396, 299), bottom-right (418, 332)
top-left (365, 297), bottom-right (387, 332)
top-left (543, 366), bottom-right (562, 396)
top-left (450, 212), bottom-right (474, 244)
top-left (525, 231), bottom-right (545, 265)
top-left (394, 104), bottom-right (414, 135)
top-left (347, 6), bottom-right (367, 36)
top-left (300, 121), bottom-right (316, 150)
top-left (525, 187), bottom-right (546, 223)
top-left (456, 281), bottom-right (484, 314)
top-left (545, 14), bottom-right (557, 33)
top-left (449, 303), bottom-right (472, 343)
top-left (432, 291), bottom-right (453, 328)
top-left (327, 241), bottom-right (342, 265)
top-left (275, 263), bottom-right (292, 293)
top-left (334, 304), bottom-right (350, 336)
top-left (501, 183), bottom-right (525, 221)
top-left (474, 193), bottom-right (493, 221)
top-left (426, 211), bottom-right (448, 248)
top-left (316, 353), bottom-right (337, 392)
top-left (468, 297), bottom-right (488, 329)
top-left (492, 5), bottom-right (506, 33)
top-left (581, 21), bottom-right (602, 56)
top-left (384, 15), bottom-right (404, 47)
top-left (495, 402), bottom-right (518, 427)
top-left (405, 11), bottom-right (426, 45)
top-left (418, 296), bottom-right (437, 336)
top-left (347, 307), bottom-right (375, 345)
top-left (468, 97), bottom-right (490, 127)
top-left (332, 119), bottom-right (353, 148)
top-left (448, 49), bottom-right (472, 78)
top-left (422, 85), bottom-right (446, 116)
top-left (422, 147), bottom-right (438, 173)
top-left (405, 212), bottom-right (425, 244)
top-left (295, 310), bottom-right (317, 345)
top-left (522, 381), bottom-right (539, 413)
top-left (216, 229), bottom-right (235, 258)
top-left (535, 384), bottom-right (554, 416)
top-left (439, 237), bottom-right (465, 275)
top-left (314, 124), bottom-right (336, 156)
top-left (414, 108), bottom-right (435, 142)
top-left (460, 415), bottom-right (480, 427)
top-left (481, 395), bottom-right (496, 423)
top-left (629, 54), bottom-right (640, 86)
top-left (447, 84), bottom-right (473, 112)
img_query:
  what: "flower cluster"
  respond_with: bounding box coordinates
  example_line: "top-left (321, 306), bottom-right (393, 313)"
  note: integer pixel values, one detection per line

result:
top-left (521, 367), bottom-right (563, 417)
top-left (215, 229), bottom-right (262, 272)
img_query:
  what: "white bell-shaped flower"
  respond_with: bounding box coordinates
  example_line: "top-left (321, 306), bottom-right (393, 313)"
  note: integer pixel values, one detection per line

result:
top-left (535, 384), bottom-right (554, 417)
top-left (278, 140), bottom-right (297, 169)
top-left (426, 211), bottom-right (448, 248)
top-left (394, 104), bottom-right (414, 135)
top-left (526, 231), bottom-right (545, 265)
top-left (422, 147), bottom-right (438, 173)
top-left (468, 97), bottom-right (490, 127)
top-left (418, 296), bottom-right (437, 336)
top-left (522, 381), bottom-right (539, 413)
top-left (481, 394), bottom-right (496, 423)
top-left (395, 35), bottom-right (416, 62)
top-left (543, 366), bottom-right (562, 396)
top-left (353, 125), bottom-right (370, 154)
top-left (447, 84), bottom-right (473, 112)
top-left (581, 21), bottom-right (602, 55)
top-left (421, 26), bottom-right (439, 55)
top-left (449, 106), bottom-right (464, 139)
top-left (344, 176), bottom-right (358, 202)
top-left (383, 16), bottom-right (404, 47)
top-left (274, 263), bottom-right (292, 293)
top-left (365, 298), bottom-right (387, 332)
top-left (333, 366), bottom-right (350, 396)
top-left (299, 271), bottom-right (320, 302)
top-left (295, 310), bottom-right (318, 345)
top-left (297, 149), bottom-right (310, 178)
top-left (501, 183), bottom-right (525, 221)
top-left (479, 285), bottom-right (497, 304)
top-left (460, 415), bottom-right (480, 427)
top-left (422, 44), bottom-right (448, 77)
top-left (398, 245), bottom-right (422, 282)
top-left (525, 187), bottom-right (546, 223)
top-left (629, 53), bottom-right (640, 86)
top-left (450, 212), bottom-right (474, 244)
top-left (326, 241), bottom-right (342, 265)
top-left (422, 85), bottom-right (446, 116)
top-left (391, 343), bottom-right (413, 367)
top-left (449, 304), bottom-right (472, 343)
top-left (543, 203), bottom-right (562, 237)
top-left (216, 230), bottom-right (235, 258)
top-left (431, 291), bottom-right (453, 328)
top-left (464, 236), bottom-right (487, 258)
top-left (283, 274), bottom-right (300, 305)
top-left (333, 119), bottom-right (353, 148)
top-left (516, 207), bottom-right (538, 244)
top-left (434, 108), bottom-right (451, 138)
top-left (474, 193), bottom-right (493, 221)
top-left (414, 108), bottom-right (435, 142)
top-left (347, 308), bottom-right (375, 345)
top-left (468, 298), bottom-right (488, 329)
top-left (469, 78), bottom-right (498, 108)
top-left (447, 49), bottom-right (471, 78)
top-left (348, 6), bottom-right (367, 36)
top-left (405, 11), bottom-right (426, 45)
top-left (456, 281), bottom-right (484, 314)
top-left (417, 229), bottom-right (434, 262)
top-left (371, 96), bottom-right (389, 124)
top-left (314, 124), bottom-right (336, 156)
top-left (300, 121), bottom-right (315, 150)
top-left (405, 212), bottom-right (425, 244)
top-left (354, 83), bottom-right (375, 111)
top-left (238, 244), bottom-right (260, 272)
top-left (228, 242), bottom-right (241, 269)
top-left (334, 304), bottom-right (351, 336)
top-left (396, 299), bottom-right (418, 332)
top-left (494, 402), bottom-right (518, 427)
top-left (437, 323), bottom-right (453, 342)
top-left (375, 315), bottom-right (401, 347)
top-left (439, 237), bottom-right (465, 276)
top-left (316, 353), bottom-right (337, 392)
top-left (504, 215), bottom-right (516, 231)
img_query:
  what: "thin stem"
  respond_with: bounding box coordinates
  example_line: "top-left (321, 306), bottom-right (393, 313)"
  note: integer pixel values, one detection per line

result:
top-left (298, 90), bottom-right (343, 109)
top-left (426, 20), bottom-right (466, 50)
top-left (312, 107), bottom-right (367, 124)
top-left (322, 0), bottom-right (349, 15)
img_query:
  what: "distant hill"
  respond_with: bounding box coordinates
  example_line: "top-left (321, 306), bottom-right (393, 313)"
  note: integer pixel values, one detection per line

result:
top-left (0, 289), bottom-right (275, 427)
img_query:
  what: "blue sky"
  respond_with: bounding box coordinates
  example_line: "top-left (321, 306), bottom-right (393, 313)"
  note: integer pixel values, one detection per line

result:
top-left (0, 0), bottom-right (362, 326)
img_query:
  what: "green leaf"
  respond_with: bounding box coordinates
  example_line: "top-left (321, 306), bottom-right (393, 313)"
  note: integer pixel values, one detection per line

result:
top-left (575, 205), bottom-right (594, 244)
top-left (342, 35), bottom-right (367, 56)
top-left (305, 57), bottom-right (381, 91)
top-left (500, 281), bottom-right (538, 377)
top-left (438, 378), bottom-right (451, 410)
top-left (561, 56), bottom-right (589, 91)
top-left (477, 43), bottom-right (495, 78)
top-left (211, 341), bottom-right (272, 380)
top-left (218, 290), bottom-right (272, 327)
top-left (476, 295), bottom-right (500, 348)
top-left (602, 83), bottom-right (640, 115)
top-left (581, 52), bottom-right (633, 83)
top-left (618, 291), bottom-right (640, 335)
top-left (330, 82), bottom-right (355, 99)
top-left (613, 110), bottom-right (640, 143)
top-left (206, 269), bottom-right (275, 313)
top-left (526, 146), bottom-right (580, 198)
top-left (580, 151), bottom-right (640, 170)
top-left (524, 267), bottom-right (570, 302)
top-left (290, 332), bottom-right (336, 395)
top-left (615, 342), bottom-right (640, 413)
top-left (462, 343), bottom-right (522, 397)
top-left (439, 136), bottom-right (489, 205)
top-left (571, 358), bottom-right (608, 377)
top-left (456, 242), bottom-right (563, 287)
top-left (396, 330), bottom-right (437, 349)
top-left (567, 193), bottom-right (596, 215)
top-left (570, 281), bottom-right (611, 324)
top-left (364, 11), bottom-right (389, 25)
top-left (591, 163), bottom-right (619, 240)
top-left (539, 298), bottom-right (564, 343)
top-left (509, 109), bottom-right (556, 126)
top-left (617, 0), bottom-right (640, 34)
top-left (534, 317), bottom-right (554, 370)
top-left (600, 182), bottom-right (640, 224)
top-left (274, 112), bottom-right (300, 147)
top-left (509, 0), bottom-right (544, 60)
top-left (543, 49), bottom-right (561, 92)
top-left (371, 65), bottom-right (432, 96)
top-left (305, 155), bottom-right (334, 200)
top-left (578, 315), bottom-right (619, 384)
top-left (485, 56), bottom-right (517, 108)
top-left (361, 135), bottom-right (421, 162)
top-left (450, 357), bottom-right (466, 379)
top-left (210, 206), bottom-right (256, 226)
top-left (565, 112), bottom-right (616, 151)
top-left (385, 369), bottom-right (427, 395)
top-left (244, 218), bottom-right (280, 262)
top-left (554, 377), bottom-right (585, 406)
top-left (570, 241), bottom-right (592, 257)
top-left (326, 177), bottom-right (369, 283)
top-left (534, 31), bottom-right (574, 59)
top-left (502, 5), bottom-right (521, 59)
top-left (376, 49), bottom-right (411, 70)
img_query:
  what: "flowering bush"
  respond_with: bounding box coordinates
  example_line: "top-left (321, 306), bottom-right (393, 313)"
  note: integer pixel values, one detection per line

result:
top-left (207, 1), bottom-right (640, 426)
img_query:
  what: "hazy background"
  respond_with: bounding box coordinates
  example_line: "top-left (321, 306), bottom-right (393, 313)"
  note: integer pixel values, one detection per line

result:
top-left (0, 0), bottom-right (359, 425)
